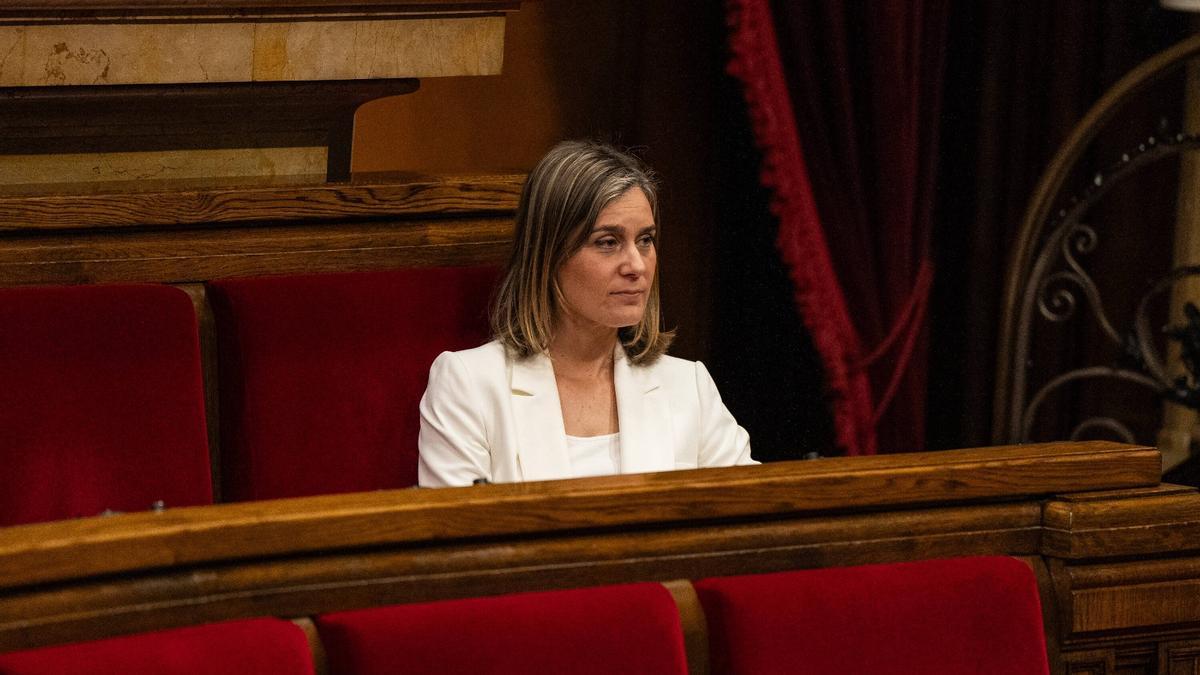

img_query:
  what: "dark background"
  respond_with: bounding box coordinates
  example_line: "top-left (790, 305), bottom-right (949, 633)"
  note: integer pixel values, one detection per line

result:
top-left (353, 1), bottom-right (1196, 460)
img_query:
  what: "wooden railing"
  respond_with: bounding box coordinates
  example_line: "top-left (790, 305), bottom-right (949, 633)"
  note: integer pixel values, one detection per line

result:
top-left (2, 441), bottom-right (1197, 674)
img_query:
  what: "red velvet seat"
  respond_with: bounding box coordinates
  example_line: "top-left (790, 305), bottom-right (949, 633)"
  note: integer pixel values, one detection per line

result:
top-left (314, 583), bottom-right (689, 675)
top-left (694, 556), bottom-right (1050, 675)
top-left (0, 618), bottom-right (314, 674)
top-left (207, 267), bottom-right (496, 501)
top-left (0, 284), bottom-right (212, 526)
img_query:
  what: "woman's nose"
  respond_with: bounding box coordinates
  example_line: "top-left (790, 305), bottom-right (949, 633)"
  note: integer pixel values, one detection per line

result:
top-left (620, 244), bottom-right (646, 276)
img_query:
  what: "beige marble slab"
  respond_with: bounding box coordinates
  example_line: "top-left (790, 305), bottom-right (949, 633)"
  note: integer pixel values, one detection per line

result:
top-left (0, 147), bottom-right (327, 184)
top-left (0, 16), bottom-right (504, 87)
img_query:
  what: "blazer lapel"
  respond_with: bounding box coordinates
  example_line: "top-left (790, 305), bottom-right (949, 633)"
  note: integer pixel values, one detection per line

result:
top-left (614, 346), bottom-right (676, 474)
top-left (509, 352), bottom-right (572, 481)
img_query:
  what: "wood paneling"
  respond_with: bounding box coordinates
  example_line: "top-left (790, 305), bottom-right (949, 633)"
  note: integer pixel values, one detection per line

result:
top-left (0, 441), bottom-right (1185, 669)
top-left (0, 217), bottom-right (512, 285)
top-left (0, 500), bottom-right (1041, 651)
top-left (1039, 480), bottom-right (1200, 675)
top-left (1161, 640), bottom-right (1200, 675)
top-left (0, 441), bottom-right (1154, 590)
top-left (0, 173), bottom-right (524, 230)
top-left (0, 172), bottom-right (520, 286)
top-left (0, 441), bottom-right (1160, 653)
top-left (1064, 649), bottom-right (1117, 675)
top-left (1044, 485), bottom-right (1200, 559)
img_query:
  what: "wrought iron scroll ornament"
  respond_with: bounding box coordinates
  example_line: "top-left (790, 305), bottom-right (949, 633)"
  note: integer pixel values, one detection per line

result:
top-left (1164, 300), bottom-right (1200, 407)
top-left (1015, 131), bottom-right (1200, 443)
top-left (1134, 265), bottom-right (1200, 407)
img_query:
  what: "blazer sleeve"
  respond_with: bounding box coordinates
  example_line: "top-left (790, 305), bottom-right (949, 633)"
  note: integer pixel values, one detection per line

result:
top-left (695, 361), bottom-right (756, 467)
top-left (418, 351), bottom-right (492, 487)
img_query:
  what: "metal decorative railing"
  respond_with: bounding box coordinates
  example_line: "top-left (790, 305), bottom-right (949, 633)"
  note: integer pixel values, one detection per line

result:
top-left (994, 32), bottom-right (1200, 448)
top-left (1012, 133), bottom-right (1200, 444)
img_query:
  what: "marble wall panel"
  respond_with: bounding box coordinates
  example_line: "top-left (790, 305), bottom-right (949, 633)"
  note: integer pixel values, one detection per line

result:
top-left (0, 23), bottom-right (253, 86)
top-left (0, 16), bottom-right (503, 87)
top-left (0, 147), bottom-right (326, 184)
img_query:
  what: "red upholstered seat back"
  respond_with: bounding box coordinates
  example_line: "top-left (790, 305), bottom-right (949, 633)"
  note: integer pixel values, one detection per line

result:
top-left (315, 583), bottom-right (689, 675)
top-left (0, 284), bottom-right (211, 526)
top-left (695, 556), bottom-right (1050, 675)
top-left (0, 618), bottom-right (314, 674)
top-left (208, 267), bottom-right (496, 501)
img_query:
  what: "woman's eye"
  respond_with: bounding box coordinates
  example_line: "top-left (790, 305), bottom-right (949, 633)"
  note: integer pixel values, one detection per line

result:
top-left (595, 238), bottom-right (619, 250)
top-left (637, 234), bottom-right (656, 248)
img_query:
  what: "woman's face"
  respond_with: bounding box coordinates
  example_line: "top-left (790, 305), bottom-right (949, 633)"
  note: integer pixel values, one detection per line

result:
top-left (556, 187), bottom-right (657, 332)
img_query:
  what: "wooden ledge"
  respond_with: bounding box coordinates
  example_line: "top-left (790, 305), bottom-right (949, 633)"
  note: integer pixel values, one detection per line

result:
top-left (0, 1), bottom-right (521, 21)
top-left (1044, 483), bottom-right (1200, 559)
top-left (0, 442), bottom-right (1159, 591)
top-left (0, 172), bottom-right (526, 231)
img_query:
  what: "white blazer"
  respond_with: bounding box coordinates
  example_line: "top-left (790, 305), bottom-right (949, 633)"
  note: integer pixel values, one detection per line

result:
top-left (418, 340), bottom-right (754, 487)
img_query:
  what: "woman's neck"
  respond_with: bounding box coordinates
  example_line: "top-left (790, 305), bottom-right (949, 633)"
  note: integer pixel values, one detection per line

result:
top-left (549, 317), bottom-right (618, 379)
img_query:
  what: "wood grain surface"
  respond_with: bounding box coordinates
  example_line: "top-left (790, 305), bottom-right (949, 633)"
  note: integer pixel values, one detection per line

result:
top-left (0, 216), bottom-right (514, 285)
top-left (0, 501), bottom-right (1040, 650)
top-left (0, 172), bottom-right (524, 230)
top-left (0, 172), bottom-right (522, 285)
top-left (0, 441), bottom-right (1155, 591)
top-left (1042, 482), bottom-right (1200, 656)
top-left (0, 500), bottom-right (1039, 651)
top-left (0, 440), bottom-right (1191, 668)
top-left (1044, 485), bottom-right (1200, 559)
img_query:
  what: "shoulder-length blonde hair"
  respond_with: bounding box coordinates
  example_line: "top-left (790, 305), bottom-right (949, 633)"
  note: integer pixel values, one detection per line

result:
top-left (491, 140), bottom-right (674, 364)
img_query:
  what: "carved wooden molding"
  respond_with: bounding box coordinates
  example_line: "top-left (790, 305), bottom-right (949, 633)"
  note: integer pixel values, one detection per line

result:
top-left (1043, 483), bottom-right (1200, 656)
top-left (1063, 649), bottom-right (1116, 675)
top-left (1161, 639), bottom-right (1200, 674)
top-left (1043, 484), bottom-right (1200, 559)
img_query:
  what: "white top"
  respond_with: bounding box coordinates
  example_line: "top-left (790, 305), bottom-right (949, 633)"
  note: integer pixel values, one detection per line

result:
top-left (565, 432), bottom-right (621, 478)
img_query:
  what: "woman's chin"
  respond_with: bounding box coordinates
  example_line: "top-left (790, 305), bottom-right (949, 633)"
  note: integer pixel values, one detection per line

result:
top-left (608, 313), bottom-right (646, 329)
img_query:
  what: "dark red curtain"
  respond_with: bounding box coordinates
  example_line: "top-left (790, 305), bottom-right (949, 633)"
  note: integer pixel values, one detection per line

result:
top-left (726, 0), bottom-right (947, 454)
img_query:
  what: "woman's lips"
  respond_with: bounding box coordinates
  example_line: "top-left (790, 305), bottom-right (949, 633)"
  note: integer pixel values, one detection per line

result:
top-left (610, 290), bottom-right (645, 303)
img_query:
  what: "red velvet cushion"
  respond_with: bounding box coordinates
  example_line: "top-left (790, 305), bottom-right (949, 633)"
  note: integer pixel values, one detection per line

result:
top-left (0, 284), bottom-right (211, 526)
top-left (315, 583), bottom-right (689, 675)
top-left (695, 556), bottom-right (1050, 675)
top-left (0, 618), bottom-right (313, 674)
top-left (208, 267), bottom-right (495, 501)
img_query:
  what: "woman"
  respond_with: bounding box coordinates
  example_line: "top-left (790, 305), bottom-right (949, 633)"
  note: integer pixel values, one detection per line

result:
top-left (418, 140), bottom-right (753, 487)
